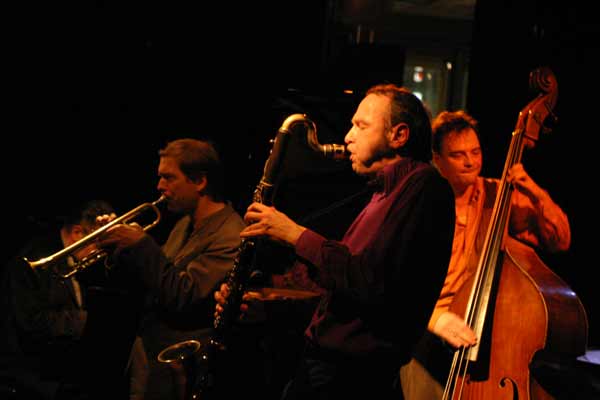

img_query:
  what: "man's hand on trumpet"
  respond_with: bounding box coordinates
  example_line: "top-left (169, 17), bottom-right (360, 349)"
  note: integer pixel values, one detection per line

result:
top-left (94, 213), bottom-right (118, 229)
top-left (96, 222), bottom-right (145, 253)
top-left (72, 212), bottom-right (118, 261)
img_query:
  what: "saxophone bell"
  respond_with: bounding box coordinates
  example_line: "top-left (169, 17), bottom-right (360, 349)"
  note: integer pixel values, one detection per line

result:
top-left (157, 339), bottom-right (203, 400)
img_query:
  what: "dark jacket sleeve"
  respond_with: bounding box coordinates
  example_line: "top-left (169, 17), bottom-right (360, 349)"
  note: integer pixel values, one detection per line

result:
top-left (115, 214), bottom-right (245, 314)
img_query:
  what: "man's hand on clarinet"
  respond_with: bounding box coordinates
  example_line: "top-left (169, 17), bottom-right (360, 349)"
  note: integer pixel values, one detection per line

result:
top-left (241, 202), bottom-right (306, 247)
top-left (214, 282), bottom-right (266, 323)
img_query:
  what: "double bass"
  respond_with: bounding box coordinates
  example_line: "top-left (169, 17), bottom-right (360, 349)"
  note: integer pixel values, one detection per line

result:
top-left (442, 67), bottom-right (588, 399)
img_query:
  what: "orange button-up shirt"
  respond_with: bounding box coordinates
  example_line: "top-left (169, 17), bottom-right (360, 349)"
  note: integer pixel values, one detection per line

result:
top-left (428, 176), bottom-right (571, 331)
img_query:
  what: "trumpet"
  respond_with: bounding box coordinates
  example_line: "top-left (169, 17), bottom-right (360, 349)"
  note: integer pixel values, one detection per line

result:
top-left (24, 195), bottom-right (167, 278)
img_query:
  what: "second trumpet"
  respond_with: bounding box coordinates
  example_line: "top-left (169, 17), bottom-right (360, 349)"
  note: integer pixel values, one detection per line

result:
top-left (24, 195), bottom-right (167, 278)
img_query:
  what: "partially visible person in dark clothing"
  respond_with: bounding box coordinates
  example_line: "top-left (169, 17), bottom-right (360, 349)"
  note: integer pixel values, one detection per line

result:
top-left (0, 199), bottom-right (147, 400)
top-left (215, 83), bottom-right (456, 400)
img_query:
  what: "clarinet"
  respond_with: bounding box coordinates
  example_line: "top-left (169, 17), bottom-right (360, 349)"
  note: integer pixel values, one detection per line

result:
top-left (215, 113), bottom-right (346, 344)
top-left (193, 113), bottom-right (347, 398)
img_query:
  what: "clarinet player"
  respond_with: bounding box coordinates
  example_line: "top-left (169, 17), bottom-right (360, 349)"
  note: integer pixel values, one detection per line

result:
top-left (215, 83), bottom-right (456, 399)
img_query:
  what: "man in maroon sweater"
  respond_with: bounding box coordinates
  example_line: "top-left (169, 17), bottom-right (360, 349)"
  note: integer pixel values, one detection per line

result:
top-left (216, 84), bottom-right (456, 400)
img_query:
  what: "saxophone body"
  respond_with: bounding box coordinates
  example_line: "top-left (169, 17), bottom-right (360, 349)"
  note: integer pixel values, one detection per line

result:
top-left (166, 114), bottom-right (347, 399)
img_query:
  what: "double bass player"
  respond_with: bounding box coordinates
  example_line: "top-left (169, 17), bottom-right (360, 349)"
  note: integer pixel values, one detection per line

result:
top-left (400, 109), bottom-right (573, 399)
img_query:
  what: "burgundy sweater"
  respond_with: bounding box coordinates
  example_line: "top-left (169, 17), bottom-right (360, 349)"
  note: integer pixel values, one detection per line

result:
top-left (295, 158), bottom-right (455, 367)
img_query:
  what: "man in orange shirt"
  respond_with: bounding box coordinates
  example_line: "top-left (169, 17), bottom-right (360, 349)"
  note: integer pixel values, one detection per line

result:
top-left (400, 110), bottom-right (571, 399)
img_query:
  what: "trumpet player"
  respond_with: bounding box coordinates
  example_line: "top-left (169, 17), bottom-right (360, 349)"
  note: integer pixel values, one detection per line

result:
top-left (0, 199), bottom-right (145, 400)
top-left (96, 139), bottom-right (245, 400)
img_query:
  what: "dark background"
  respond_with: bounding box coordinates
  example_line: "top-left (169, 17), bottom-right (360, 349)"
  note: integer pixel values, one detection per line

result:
top-left (4, 1), bottom-right (597, 348)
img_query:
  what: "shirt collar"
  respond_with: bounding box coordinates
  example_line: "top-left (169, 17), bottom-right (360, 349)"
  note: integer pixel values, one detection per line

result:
top-left (470, 177), bottom-right (484, 205)
top-left (375, 158), bottom-right (421, 195)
